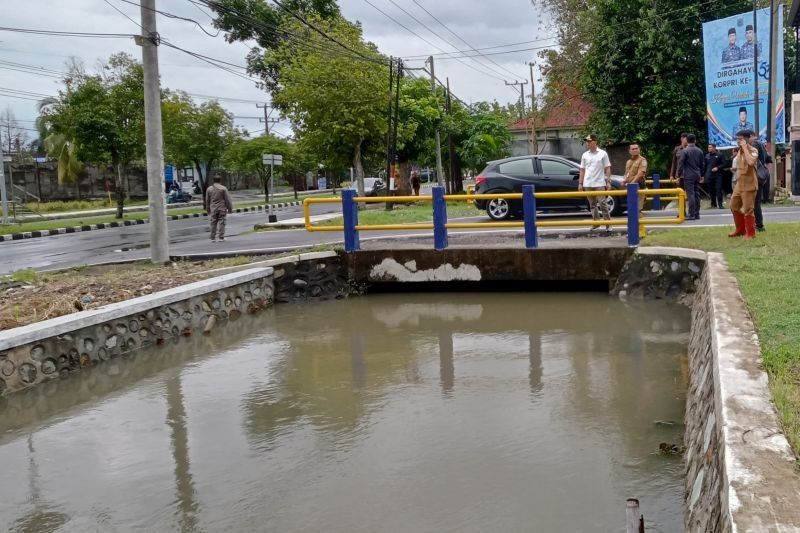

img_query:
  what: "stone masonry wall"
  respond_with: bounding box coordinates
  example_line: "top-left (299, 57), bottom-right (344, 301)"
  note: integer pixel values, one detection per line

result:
top-left (0, 269), bottom-right (273, 396)
top-left (684, 253), bottom-right (800, 532)
top-left (684, 265), bottom-right (727, 532)
top-left (612, 247), bottom-right (706, 303)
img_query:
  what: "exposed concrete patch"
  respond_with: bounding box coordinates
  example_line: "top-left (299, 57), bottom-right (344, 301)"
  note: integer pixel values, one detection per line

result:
top-left (684, 252), bottom-right (800, 532)
top-left (369, 257), bottom-right (481, 282)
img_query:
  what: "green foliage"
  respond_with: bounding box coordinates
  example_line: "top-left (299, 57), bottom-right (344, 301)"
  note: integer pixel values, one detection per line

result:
top-left (209, 0), bottom-right (340, 91)
top-left (266, 15), bottom-right (388, 180)
top-left (42, 133), bottom-right (81, 185)
top-left (456, 110), bottom-right (512, 172)
top-left (162, 91), bottom-right (241, 191)
top-left (535, 0), bottom-right (771, 164)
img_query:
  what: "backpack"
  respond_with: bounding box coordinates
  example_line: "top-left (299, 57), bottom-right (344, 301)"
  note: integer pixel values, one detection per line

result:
top-left (753, 141), bottom-right (769, 185)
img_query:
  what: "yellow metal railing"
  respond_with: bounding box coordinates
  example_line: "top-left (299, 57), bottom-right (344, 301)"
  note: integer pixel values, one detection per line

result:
top-left (303, 188), bottom-right (685, 235)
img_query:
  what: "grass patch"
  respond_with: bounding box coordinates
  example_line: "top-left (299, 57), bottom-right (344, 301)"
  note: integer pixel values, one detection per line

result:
top-left (318, 201), bottom-right (479, 226)
top-left (645, 222), bottom-right (800, 453)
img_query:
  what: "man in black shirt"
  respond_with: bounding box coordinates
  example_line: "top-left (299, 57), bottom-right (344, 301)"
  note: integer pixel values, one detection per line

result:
top-left (748, 131), bottom-right (768, 231)
top-left (705, 143), bottom-right (727, 208)
top-left (680, 133), bottom-right (705, 220)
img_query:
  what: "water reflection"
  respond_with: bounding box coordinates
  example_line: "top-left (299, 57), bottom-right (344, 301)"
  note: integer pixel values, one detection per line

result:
top-left (0, 293), bottom-right (690, 532)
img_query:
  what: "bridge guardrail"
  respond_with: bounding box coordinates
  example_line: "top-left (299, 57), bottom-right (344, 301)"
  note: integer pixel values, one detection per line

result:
top-left (303, 183), bottom-right (686, 252)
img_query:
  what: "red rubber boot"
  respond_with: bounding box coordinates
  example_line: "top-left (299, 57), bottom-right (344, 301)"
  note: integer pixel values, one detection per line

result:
top-left (743, 215), bottom-right (756, 240)
top-left (728, 212), bottom-right (745, 237)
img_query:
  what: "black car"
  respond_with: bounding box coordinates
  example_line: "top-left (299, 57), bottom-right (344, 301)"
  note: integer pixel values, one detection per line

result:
top-left (474, 155), bottom-right (627, 220)
top-left (348, 177), bottom-right (387, 197)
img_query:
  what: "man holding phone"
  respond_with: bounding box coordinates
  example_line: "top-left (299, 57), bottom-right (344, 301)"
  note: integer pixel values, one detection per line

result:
top-left (728, 130), bottom-right (759, 240)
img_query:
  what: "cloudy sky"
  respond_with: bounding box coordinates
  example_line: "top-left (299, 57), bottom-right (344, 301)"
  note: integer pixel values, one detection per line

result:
top-left (0, 0), bottom-right (554, 142)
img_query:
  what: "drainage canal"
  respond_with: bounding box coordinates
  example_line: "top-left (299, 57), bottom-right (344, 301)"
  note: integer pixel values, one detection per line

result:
top-left (0, 292), bottom-right (689, 532)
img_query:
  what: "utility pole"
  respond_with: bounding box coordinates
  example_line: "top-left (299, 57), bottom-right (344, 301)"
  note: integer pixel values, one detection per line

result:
top-left (767, 0), bottom-right (779, 198)
top-left (256, 103), bottom-right (278, 134)
top-left (753, 1), bottom-right (760, 140)
top-left (140, 0), bottom-right (169, 264)
top-left (446, 77), bottom-right (457, 194)
top-left (504, 80), bottom-right (529, 119)
top-left (427, 56), bottom-right (445, 188)
top-left (529, 62), bottom-right (538, 155)
top-left (385, 56), bottom-right (394, 193)
top-left (0, 143), bottom-right (7, 225)
top-left (392, 59), bottom-right (402, 192)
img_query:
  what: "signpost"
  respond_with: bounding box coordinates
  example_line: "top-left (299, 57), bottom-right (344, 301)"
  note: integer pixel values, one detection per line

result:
top-left (262, 153), bottom-right (283, 223)
top-left (0, 144), bottom-right (7, 225)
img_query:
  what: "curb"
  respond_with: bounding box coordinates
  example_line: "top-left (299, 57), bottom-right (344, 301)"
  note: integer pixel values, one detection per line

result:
top-left (0, 202), bottom-right (303, 243)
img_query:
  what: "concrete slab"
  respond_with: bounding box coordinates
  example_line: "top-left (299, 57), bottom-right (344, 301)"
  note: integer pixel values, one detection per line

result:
top-left (0, 267), bottom-right (272, 351)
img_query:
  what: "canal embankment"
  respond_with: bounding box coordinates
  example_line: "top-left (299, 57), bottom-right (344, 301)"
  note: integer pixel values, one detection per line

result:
top-left (2, 242), bottom-right (800, 530)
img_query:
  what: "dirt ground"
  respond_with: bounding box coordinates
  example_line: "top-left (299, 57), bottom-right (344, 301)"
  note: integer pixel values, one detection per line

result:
top-left (0, 257), bottom-right (259, 331)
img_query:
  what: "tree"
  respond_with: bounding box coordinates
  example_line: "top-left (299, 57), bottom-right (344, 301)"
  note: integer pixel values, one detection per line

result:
top-left (534, 0), bottom-right (758, 169)
top-left (162, 92), bottom-right (241, 194)
top-left (266, 15), bottom-right (388, 186)
top-left (456, 110), bottom-right (512, 173)
top-left (209, 0), bottom-right (340, 91)
top-left (222, 135), bottom-right (294, 204)
top-left (0, 107), bottom-right (29, 155)
top-left (42, 134), bottom-right (81, 185)
top-left (38, 53), bottom-right (145, 216)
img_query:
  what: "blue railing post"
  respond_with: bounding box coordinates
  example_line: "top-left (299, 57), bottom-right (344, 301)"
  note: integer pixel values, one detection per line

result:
top-left (522, 184), bottom-right (538, 249)
top-left (342, 189), bottom-right (360, 252)
top-left (627, 183), bottom-right (640, 247)
top-left (652, 172), bottom-right (661, 211)
top-left (432, 186), bottom-right (448, 250)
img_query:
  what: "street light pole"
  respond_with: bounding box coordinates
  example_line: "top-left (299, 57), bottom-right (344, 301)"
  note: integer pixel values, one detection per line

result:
top-left (140, 0), bottom-right (169, 263)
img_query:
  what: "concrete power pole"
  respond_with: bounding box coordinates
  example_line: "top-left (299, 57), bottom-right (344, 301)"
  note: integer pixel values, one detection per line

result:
top-left (256, 103), bottom-right (278, 134)
top-left (140, 0), bottom-right (170, 264)
top-left (529, 62), bottom-right (538, 155)
top-left (505, 80), bottom-right (529, 119)
top-left (427, 56), bottom-right (445, 188)
top-left (0, 143), bottom-right (7, 225)
top-left (767, 0), bottom-right (779, 198)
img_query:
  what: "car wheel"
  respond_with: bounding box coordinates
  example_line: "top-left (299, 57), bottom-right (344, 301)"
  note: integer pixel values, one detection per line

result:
top-left (486, 198), bottom-right (511, 220)
top-left (587, 195), bottom-right (623, 217)
top-left (605, 195), bottom-right (624, 217)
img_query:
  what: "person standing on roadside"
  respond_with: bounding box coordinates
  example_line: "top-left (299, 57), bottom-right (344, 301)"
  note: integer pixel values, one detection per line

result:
top-left (749, 130), bottom-right (769, 232)
top-left (728, 130), bottom-right (759, 240)
top-left (680, 133), bottom-right (705, 220)
top-left (623, 143), bottom-right (648, 212)
top-left (205, 174), bottom-right (233, 242)
top-left (411, 171), bottom-right (421, 196)
top-left (669, 133), bottom-right (688, 190)
top-left (578, 134), bottom-right (612, 231)
top-left (705, 143), bottom-right (726, 208)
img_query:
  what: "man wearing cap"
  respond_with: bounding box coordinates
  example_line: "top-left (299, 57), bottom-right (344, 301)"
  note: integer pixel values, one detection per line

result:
top-left (578, 134), bottom-right (612, 231)
top-left (623, 144), bottom-right (648, 212)
top-left (741, 24), bottom-right (761, 60)
top-left (722, 27), bottom-right (741, 63)
top-left (728, 129), bottom-right (759, 240)
top-left (732, 107), bottom-right (754, 138)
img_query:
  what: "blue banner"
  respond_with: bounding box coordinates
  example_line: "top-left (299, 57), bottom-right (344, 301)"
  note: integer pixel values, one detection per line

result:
top-left (702, 7), bottom-right (784, 148)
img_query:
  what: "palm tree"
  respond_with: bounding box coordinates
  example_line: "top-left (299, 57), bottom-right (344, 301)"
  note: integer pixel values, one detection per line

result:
top-left (36, 98), bottom-right (81, 185)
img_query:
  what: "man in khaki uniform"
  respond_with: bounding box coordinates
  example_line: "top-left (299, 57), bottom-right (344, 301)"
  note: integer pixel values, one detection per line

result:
top-left (728, 130), bottom-right (759, 240)
top-left (623, 143), bottom-right (648, 211)
top-left (205, 174), bottom-right (233, 242)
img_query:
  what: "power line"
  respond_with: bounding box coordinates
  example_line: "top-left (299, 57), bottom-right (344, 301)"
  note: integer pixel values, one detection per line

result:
top-left (382, 0), bottom-right (519, 82)
top-left (103, 0), bottom-right (143, 30)
top-left (116, 0), bottom-right (221, 37)
top-left (409, 0), bottom-right (523, 80)
top-left (359, 0), bottom-right (511, 85)
top-left (0, 26), bottom-right (136, 39)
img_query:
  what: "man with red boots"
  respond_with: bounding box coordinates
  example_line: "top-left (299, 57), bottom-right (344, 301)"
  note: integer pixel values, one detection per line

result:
top-left (728, 130), bottom-right (759, 240)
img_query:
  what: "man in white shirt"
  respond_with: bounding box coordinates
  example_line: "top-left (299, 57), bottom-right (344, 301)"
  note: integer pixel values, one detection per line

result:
top-left (578, 134), bottom-right (612, 230)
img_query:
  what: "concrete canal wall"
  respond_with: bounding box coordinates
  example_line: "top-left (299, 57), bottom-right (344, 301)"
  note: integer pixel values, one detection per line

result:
top-left (683, 253), bottom-right (800, 532)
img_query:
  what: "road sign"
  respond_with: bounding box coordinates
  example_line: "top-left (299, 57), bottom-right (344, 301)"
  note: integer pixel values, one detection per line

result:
top-left (262, 154), bottom-right (283, 166)
top-left (164, 165), bottom-right (174, 183)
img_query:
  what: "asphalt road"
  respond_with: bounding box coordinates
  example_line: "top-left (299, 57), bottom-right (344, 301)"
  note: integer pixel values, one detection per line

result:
top-left (3, 204), bottom-right (800, 275)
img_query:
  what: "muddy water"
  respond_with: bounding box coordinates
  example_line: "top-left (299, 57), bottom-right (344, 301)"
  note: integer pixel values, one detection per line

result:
top-left (0, 293), bottom-right (690, 533)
